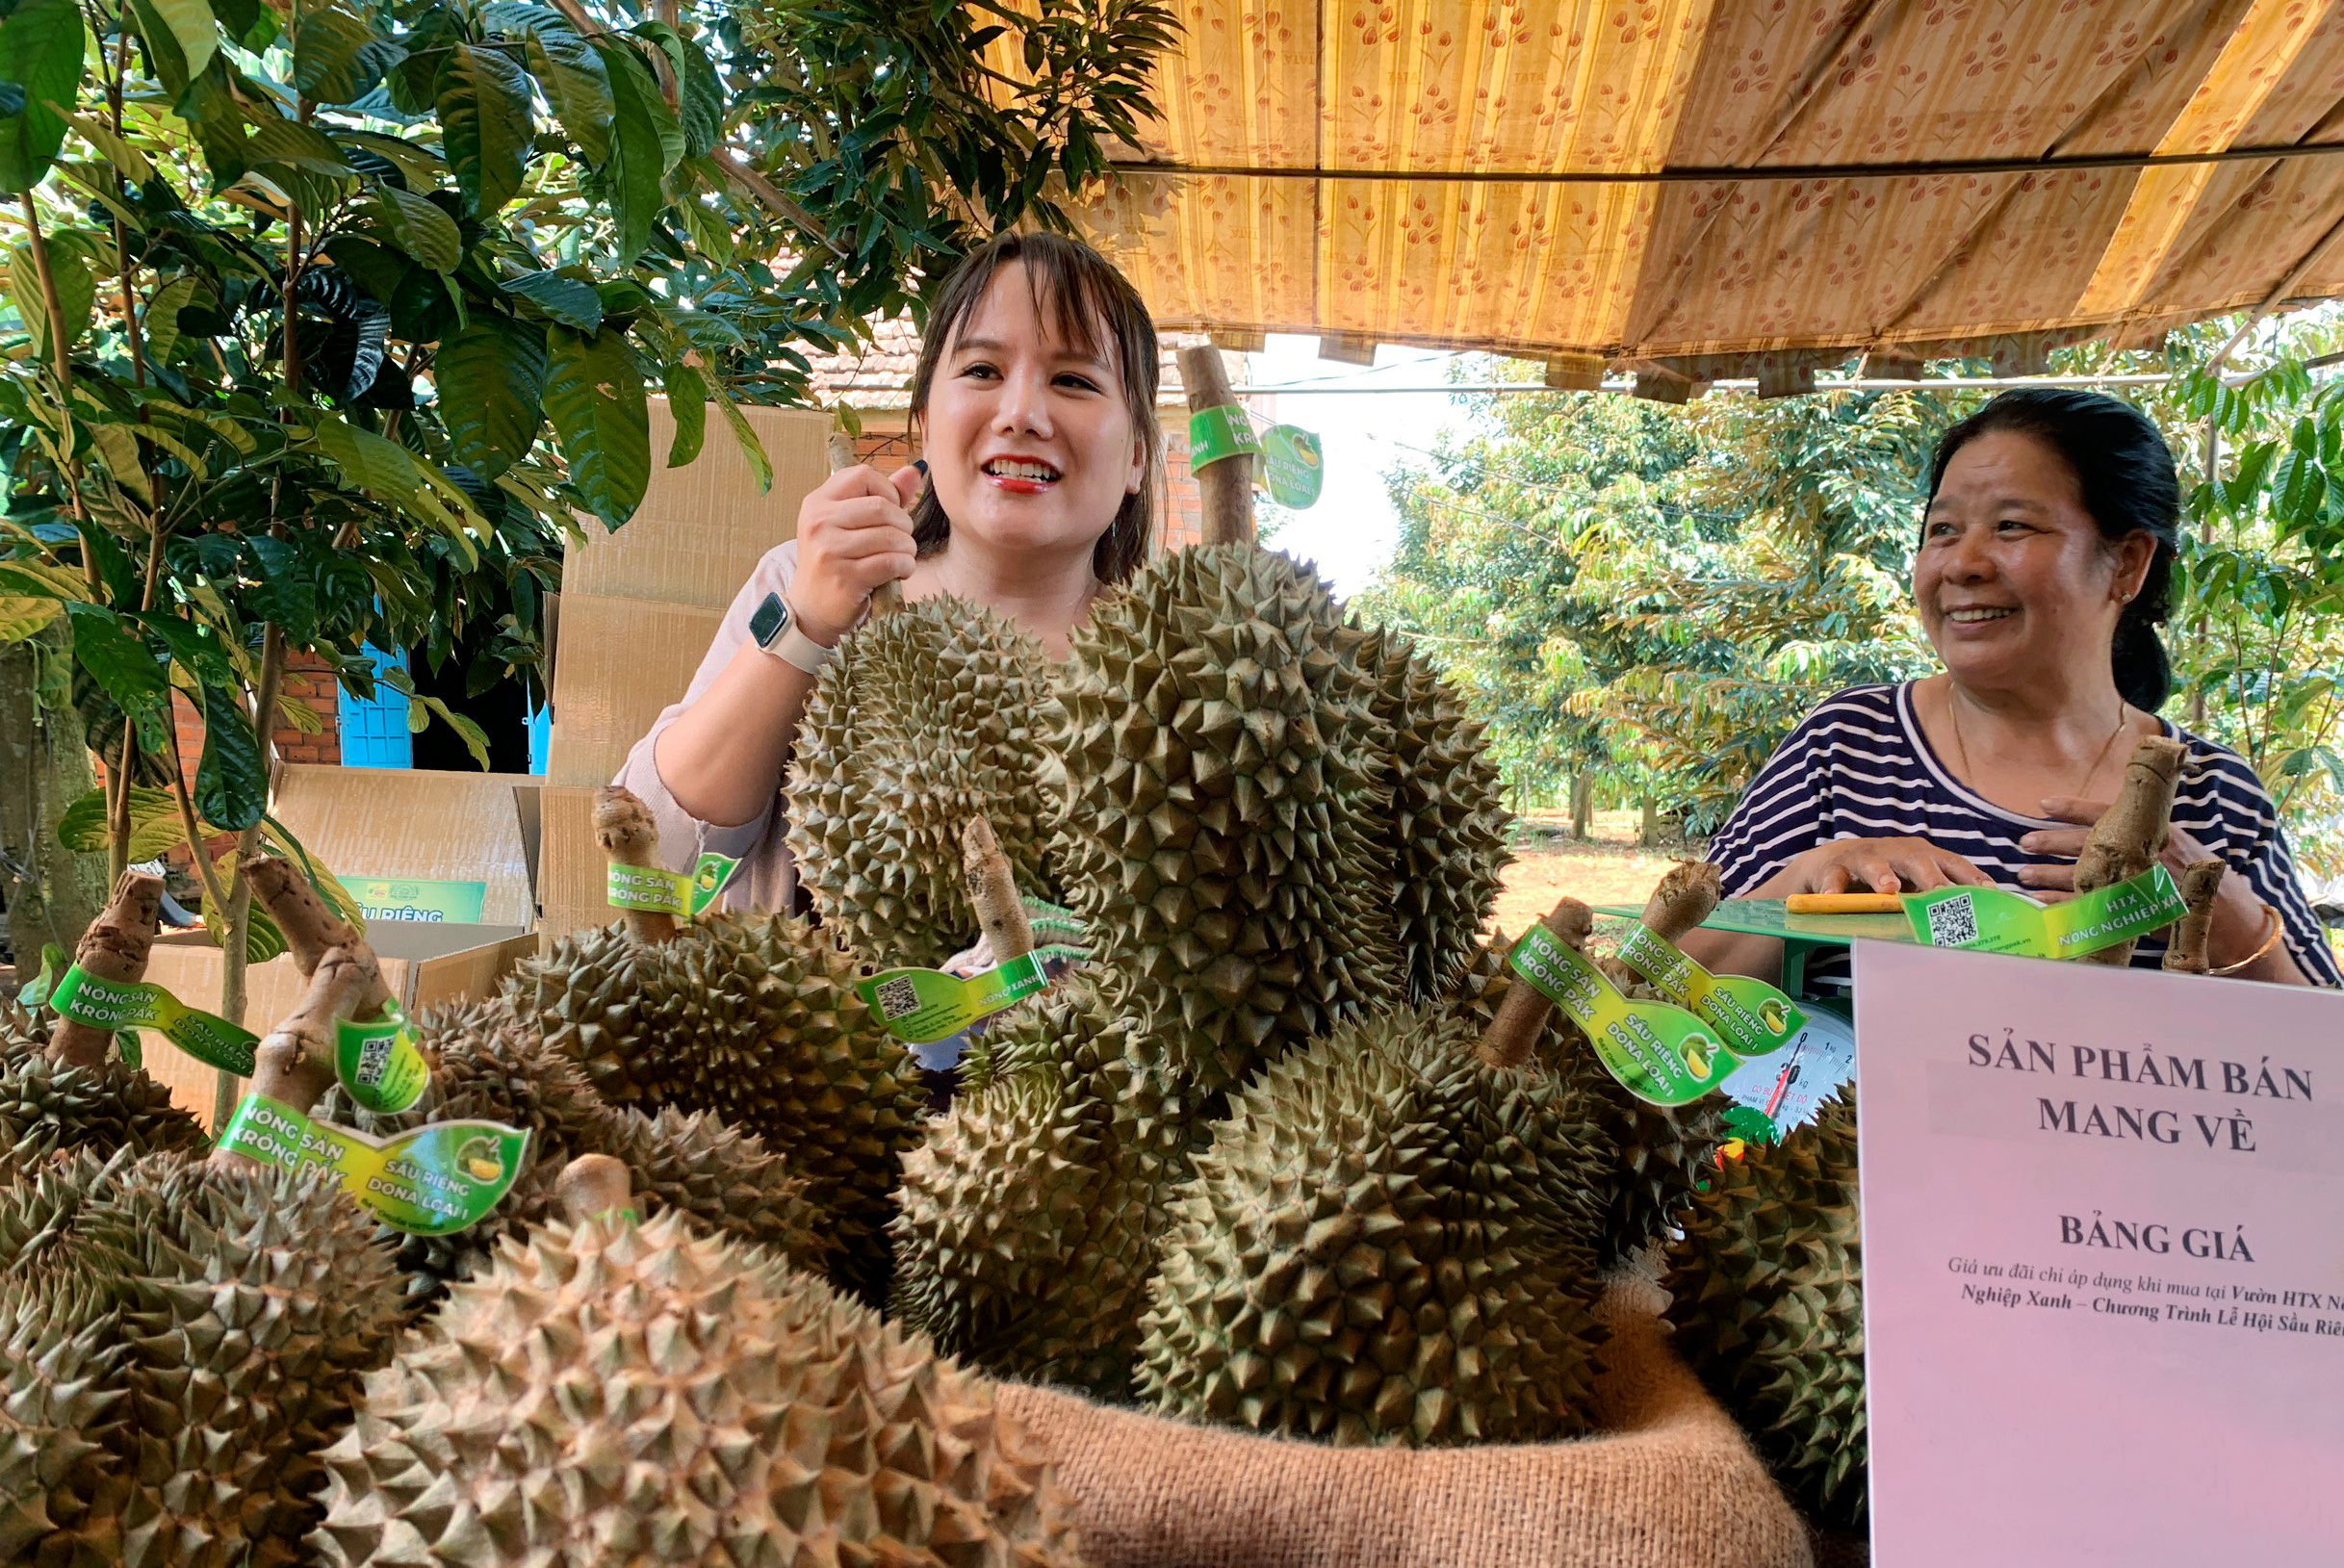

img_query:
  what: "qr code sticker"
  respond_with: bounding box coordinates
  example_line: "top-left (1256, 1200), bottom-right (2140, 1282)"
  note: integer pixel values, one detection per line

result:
top-left (876, 976), bottom-right (922, 1020)
top-left (355, 1036), bottom-right (391, 1087)
top-left (1925, 893), bottom-right (1980, 947)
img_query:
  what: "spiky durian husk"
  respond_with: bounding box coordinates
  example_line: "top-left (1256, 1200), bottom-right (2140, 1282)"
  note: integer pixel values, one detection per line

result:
top-left (0, 1003), bottom-right (206, 1166)
top-left (319, 997), bottom-right (829, 1294)
top-left (1355, 624), bottom-right (1511, 1004)
top-left (1138, 1005), bottom-right (1612, 1446)
top-left (891, 972), bottom-right (1210, 1397)
top-left (508, 912), bottom-right (923, 1300)
top-left (1449, 935), bottom-right (1722, 1264)
top-left (0, 1299), bottom-right (125, 1566)
top-left (312, 1207), bottom-right (1083, 1568)
top-left (0, 1149), bottom-right (406, 1568)
top-left (1043, 544), bottom-right (1403, 1089)
top-left (1665, 1090), bottom-right (1866, 1529)
top-left (787, 593), bottom-right (1060, 970)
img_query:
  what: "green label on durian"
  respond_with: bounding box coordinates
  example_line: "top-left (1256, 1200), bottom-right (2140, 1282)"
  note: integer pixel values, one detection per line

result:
top-left (1614, 925), bottom-right (1807, 1057)
top-left (1187, 403), bottom-right (1262, 471)
top-left (47, 965), bottom-right (255, 1076)
top-left (856, 945), bottom-right (1085, 1044)
top-left (606, 852), bottom-right (740, 918)
top-left (1508, 926), bottom-right (1737, 1107)
top-left (1019, 898), bottom-right (1087, 940)
top-left (1902, 865), bottom-right (2186, 959)
top-left (216, 1093), bottom-right (528, 1235)
top-left (334, 999), bottom-right (429, 1115)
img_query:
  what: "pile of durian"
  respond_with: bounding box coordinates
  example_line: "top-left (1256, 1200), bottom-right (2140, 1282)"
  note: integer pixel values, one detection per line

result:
top-left (1, 398), bottom-right (1875, 1554)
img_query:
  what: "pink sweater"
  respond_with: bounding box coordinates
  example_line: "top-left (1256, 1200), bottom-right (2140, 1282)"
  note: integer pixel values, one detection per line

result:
top-left (612, 540), bottom-right (807, 915)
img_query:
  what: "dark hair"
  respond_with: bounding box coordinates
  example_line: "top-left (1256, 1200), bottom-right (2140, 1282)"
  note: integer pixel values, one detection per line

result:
top-left (1925, 388), bottom-right (2181, 711)
top-left (905, 231), bottom-right (1162, 585)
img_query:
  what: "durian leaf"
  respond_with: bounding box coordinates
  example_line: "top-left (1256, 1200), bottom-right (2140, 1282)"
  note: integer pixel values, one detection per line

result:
top-left (663, 360), bottom-right (707, 467)
top-left (0, 0), bottom-right (88, 193)
top-left (372, 186), bottom-right (463, 272)
top-left (525, 22), bottom-right (611, 167)
top-left (201, 881), bottom-right (286, 964)
top-left (292, 0), bottom-right (402, 104)
top-left (0, 592), bottom-right (60, 641)
top-left (436, 315), bottom-right (546, 477)
top-left (712, 381), bottom-right (772, 494)
top-left (141, 0), bottom-right (218, 87)
top-left (141, 274), bottom-right (199, 366)
top-left (57, 784), bottom-right (211, 861)
top-left (62, 601), bottom-right (167, 718)
top-left (502, 268), bottom-right (602, 330)
top-left (437, 42), bottom-right (532, 218)
top-left (594, 39), bottom-right (668, 261)
top-left (194, 678), bottom-right (267, 831)
top-left (12, 234), bottom-right (92, 364)
top-left (544, 324), bottom-right (649, 525)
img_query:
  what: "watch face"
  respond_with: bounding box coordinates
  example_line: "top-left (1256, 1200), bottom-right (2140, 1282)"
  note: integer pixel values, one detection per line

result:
top-left (748, 591), bottom-right (788, 648)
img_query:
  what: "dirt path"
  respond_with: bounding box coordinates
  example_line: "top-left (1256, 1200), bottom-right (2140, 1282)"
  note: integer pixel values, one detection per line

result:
top-left (1487, 810), bottom-right (1693, 936)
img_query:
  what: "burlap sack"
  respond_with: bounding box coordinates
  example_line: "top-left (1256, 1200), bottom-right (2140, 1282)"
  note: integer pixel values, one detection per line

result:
top-left (998, 1274), bottom-right (1815, 1568)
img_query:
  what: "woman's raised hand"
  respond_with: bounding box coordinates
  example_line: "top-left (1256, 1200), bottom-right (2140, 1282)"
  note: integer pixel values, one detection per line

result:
top-left (790, 463), bottom-right (925, 646)
top-left (1779, 835), bottom-right (1996, 896)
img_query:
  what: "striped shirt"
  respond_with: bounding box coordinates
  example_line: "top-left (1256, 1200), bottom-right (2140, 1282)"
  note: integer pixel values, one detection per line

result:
top-left (1706, 683), bottom-right (2343, 990)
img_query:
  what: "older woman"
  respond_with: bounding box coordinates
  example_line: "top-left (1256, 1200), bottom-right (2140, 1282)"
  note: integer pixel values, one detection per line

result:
top-left (1691, 388), bottom-right (2340, 990)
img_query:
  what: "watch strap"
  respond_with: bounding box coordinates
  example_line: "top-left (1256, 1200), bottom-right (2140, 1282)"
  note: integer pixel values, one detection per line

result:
top-left (749, 592), bottom-right (834, 674)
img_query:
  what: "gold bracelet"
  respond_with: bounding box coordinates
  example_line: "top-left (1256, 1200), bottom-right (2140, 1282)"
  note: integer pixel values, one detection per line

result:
top-left (2207, 905), bottom-right (2283, 976)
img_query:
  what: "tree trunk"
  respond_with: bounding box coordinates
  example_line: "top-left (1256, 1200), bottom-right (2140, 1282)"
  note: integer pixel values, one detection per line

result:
top-left (0, 624), bottom-right (107, 968)
top-left (1639, 799), bottom-right (1661, 848)
top-left (1569, 776), bottom-right (1593, 840)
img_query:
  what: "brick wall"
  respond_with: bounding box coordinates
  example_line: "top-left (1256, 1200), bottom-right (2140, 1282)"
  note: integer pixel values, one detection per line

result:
top-left (166, 650), bottom-right (344, 778)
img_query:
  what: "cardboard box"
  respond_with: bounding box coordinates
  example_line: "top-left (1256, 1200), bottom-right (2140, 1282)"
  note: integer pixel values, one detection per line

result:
top-left (134, 764), bottom-right (544, 1127)
top-left (560, 398), bottom-right (825, 607)
top-left (545, 594), bottom-right (725, 788)
top-left (537, 784), bottom-right (613, 943)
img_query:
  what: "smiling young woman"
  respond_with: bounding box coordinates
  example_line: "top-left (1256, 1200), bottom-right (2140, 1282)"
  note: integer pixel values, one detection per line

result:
top-left (608, 233), bottom-right (1165, 916)
top-left (1687, 388), bottom-right (2340, 990)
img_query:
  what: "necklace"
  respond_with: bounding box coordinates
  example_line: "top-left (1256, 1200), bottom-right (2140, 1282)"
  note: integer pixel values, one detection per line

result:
top-left (1945, 687), bottom-right (2130, 805)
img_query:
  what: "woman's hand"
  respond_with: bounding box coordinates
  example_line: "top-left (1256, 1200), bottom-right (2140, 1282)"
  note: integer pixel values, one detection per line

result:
top-left (1773, 836), bottom-right (1996, 896)
top-left (790, 463), bottom-right (924, 646)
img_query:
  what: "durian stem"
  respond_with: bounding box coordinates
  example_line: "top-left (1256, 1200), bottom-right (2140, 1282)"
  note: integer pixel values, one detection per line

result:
top-left (1477, 897), bottom-right (1593, 1069)
top-left (1638, 861), bottom-right (1722, 944)
top-left (1177, 345), bottom-right (1253, 547)
top-left (214, 940), bottom-right (386, 1165)
top-left (557, 1152), bottom-right (634, 1221)
top-left (962, 814), bottom-right (1036, 963)
top-left (49, 870), bottom-right (165, 1068)
top-left (245, 854), bottom-right (393, 1018)
top-left (593, 785), bottom-right (681, 944)
top-left (2163, 860), bottom-right (2228, 974)
top-left (829, 428), bottom-right (903, 617)
top-left (2074, 735), bottom-right (2186, 966)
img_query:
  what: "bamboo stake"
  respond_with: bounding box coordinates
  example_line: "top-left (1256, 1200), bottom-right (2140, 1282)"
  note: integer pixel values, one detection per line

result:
top-left (1176, 345), bottom-right (1254, 547)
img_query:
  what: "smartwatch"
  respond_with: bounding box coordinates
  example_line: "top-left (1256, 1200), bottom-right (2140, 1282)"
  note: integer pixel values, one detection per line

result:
top-left (748, 592), bottom-right (835, 674)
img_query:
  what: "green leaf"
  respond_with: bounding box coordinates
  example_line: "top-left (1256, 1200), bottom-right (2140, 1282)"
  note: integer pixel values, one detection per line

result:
top-left (372, 185), bottom-right (463, 272)
top-left (147, 0), bottom-right (219, 84)
top-left (438, 315), bottom-right (548, 477)
top-left (12, 235), bottom-right (92, 362)
top-left (58, 784), bottom-right (204, 860)
top-left (712, 382), bottom-right (772, 494)
top-left (90, 422), bottom-right (152, 504)
top-left (415, 694), bottom-right (492, 769)
top-left (293, 0), bottom-right (403, 104)
top-left (664, 360), bottom-right (707, 467)
top-left (134, 609), bottom-right (233, 686)
top-left (142, 274), bottom-right (199, 365)
top-left (308, 416), bottom-right (483, 564)
top-left (596, 39), bottom-right (669, 260)
top-left (437, 43), bottom-right (533, 218)
top-left (72, 522), bottom-right (137, 607)
top-left (0, 593), bottom-right (60, 641)
top-left (334, 130), bottom-right (443, 189)
top-left (526, 24), bottom-right (612, 167)
top-left (675, 34), bottom-right (722, 160)
top-left (62, 601), bottom-right (167, 716)
top-left (62, 110), bottom-right (155, 183)
top-left (194, 678), bottom-right (266, 832)
top-left (502, 268), bottom-right (603, 330)
top-left (0, 0), bottom-right (87, 193)
top-left (245, 113), bottom-right (357, 175)
top-left (544, 325), bottom-right (650, 526)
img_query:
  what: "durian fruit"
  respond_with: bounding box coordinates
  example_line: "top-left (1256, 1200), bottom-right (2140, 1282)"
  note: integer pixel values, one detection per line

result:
top-left (0, 872), bottom-right (207, 1166)
top-left (1665, 1090), bottom-right (1866, 1529)
top-left (1446, 866), bottom-right (1728, 1265)
top-left (0, 1148), bottom-right (407, 1568)
top-left (316, 997), bottom-right (827, 1295)
top-left (514, 789), bottom-right (926, 1300)
top-left (1354, 622), bottom-right (1511, 1004)
top-left (1042, 541), bottom-right (1404, 1089)
top-left (313, 1155), bottom-right (1085, 1568)
top-left (787, 593), bottom-right (1061, 970)
top-left (892, 964), bottom-right (1213, 1397)
top-left (1137, 899), bottom-right (1617, 1447)
top-left (0, 1004), bottom-right (207, 1165)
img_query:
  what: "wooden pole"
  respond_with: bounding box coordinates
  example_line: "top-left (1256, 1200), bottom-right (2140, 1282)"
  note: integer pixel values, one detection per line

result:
top-left (1177, 345), bottom-right (1254, 547)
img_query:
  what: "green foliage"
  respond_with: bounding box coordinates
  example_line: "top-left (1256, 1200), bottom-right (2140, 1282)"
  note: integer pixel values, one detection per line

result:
top-left (1359, 371), bottom-right (1955, 830)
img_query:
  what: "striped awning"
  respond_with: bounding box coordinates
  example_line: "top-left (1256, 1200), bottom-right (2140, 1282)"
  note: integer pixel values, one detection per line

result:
top-left (1069, 0), bottom-right (2344, 372)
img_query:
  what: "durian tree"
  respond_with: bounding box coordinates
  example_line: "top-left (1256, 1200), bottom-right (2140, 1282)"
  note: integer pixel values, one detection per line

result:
top-left (0, 0), bottom-right (1175, 1007)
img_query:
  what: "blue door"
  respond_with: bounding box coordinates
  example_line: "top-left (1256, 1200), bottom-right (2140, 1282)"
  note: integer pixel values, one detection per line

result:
top-left (336, 642), bottom-right (412, 768)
